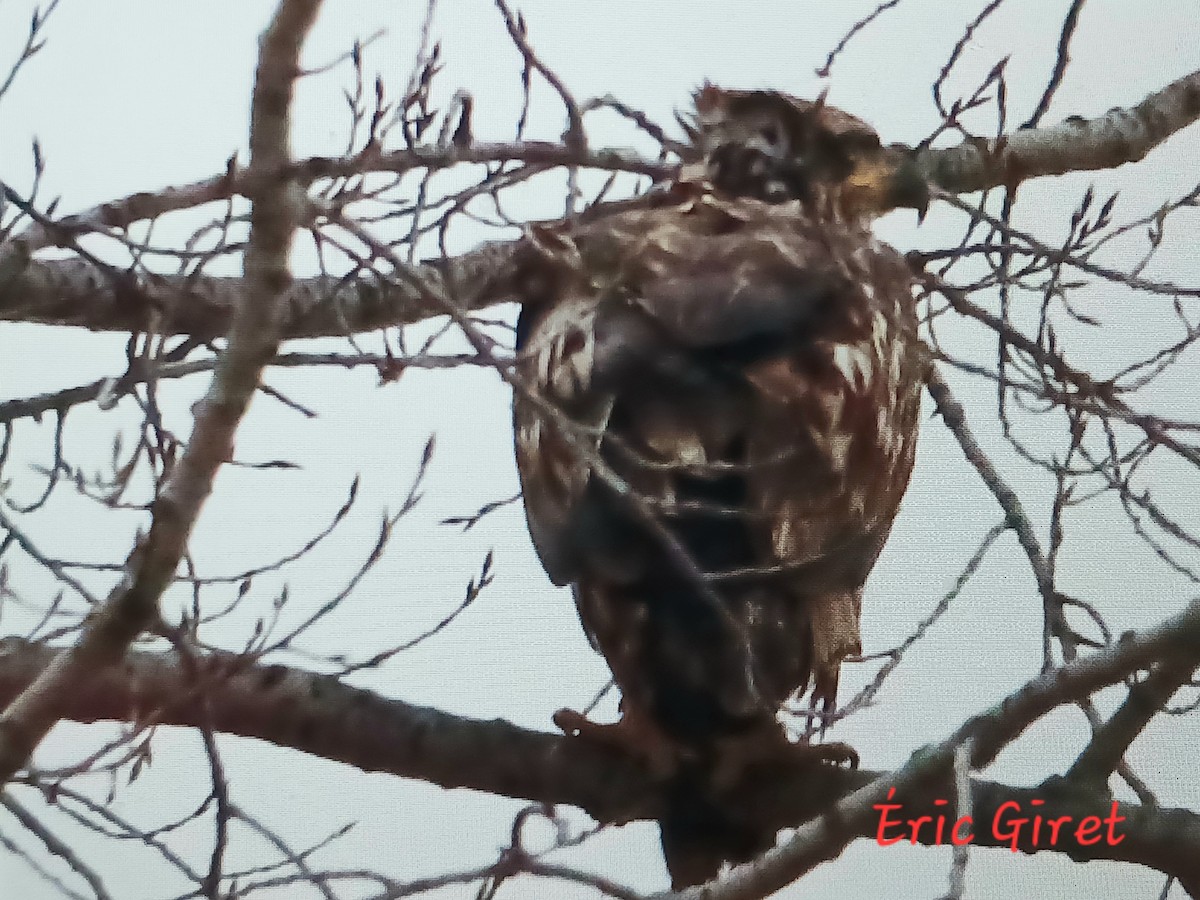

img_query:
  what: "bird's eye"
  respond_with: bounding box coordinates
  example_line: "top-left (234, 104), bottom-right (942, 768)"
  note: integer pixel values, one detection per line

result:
top-left (759, 124), bottom-right (780, 145)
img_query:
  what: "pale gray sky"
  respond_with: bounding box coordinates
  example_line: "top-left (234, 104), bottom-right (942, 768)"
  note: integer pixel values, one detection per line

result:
top-left (1, 1), bottom-right (1198, 898)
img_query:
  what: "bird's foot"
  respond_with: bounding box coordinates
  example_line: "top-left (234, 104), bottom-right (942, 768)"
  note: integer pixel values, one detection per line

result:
top-left (710, 722), bottom-right (858, 790)
top-left (552, 706), bottom-right (681, 779)
top-left (798, 738), bottom-right (859, 769)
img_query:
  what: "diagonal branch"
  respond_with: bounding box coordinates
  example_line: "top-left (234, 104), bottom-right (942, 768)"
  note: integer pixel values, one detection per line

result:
top-left (663, 598), bottom-right (1200, 900)
top-left (1, 793), bottom-right (114, 900)
top-left (922, 364), bottom-right (1161, 803)
top-left (1065, 660), bottom-right (1196, 789)
top-left (0, 0), bottom-right (323, 785)
top-left (923, 366), bottom-right (1062, 654)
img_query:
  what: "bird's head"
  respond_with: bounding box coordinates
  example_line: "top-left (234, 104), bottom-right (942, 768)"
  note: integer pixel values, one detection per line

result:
top-left (680, 84), bottom-right (927, 219)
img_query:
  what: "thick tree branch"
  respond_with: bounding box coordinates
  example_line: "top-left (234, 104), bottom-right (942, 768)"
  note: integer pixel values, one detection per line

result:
top-left (0, 69), bottom-right (1195, 338)
top-left (0, 0), bottom-right (322, 785)
top-left (0, 637), bottom-right (660, 826)
top-left (915, 67), bottom-right (1200, 193)
top-left (0, 244), bottom-right (501, 339)
top-left (1, 599), bottom-right (1199, 891)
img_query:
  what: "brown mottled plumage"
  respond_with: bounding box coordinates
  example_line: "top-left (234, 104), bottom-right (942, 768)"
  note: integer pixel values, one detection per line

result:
top-left (511, 85), bottom-right (926, 887)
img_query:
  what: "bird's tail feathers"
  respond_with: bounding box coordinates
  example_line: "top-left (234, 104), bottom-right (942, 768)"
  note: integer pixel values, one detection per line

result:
top-left (658, 762), bottom-right (775, 889)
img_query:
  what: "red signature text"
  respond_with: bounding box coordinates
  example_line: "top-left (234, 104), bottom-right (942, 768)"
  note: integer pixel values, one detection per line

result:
top-left (874, 788), bottom-right (1126, 850)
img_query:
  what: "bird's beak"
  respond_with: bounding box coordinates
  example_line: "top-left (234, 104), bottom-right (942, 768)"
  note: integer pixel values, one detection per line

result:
top-left (892, 150), bottom-right (931, 222)
top-left (845, 147), bottom-right (930, 219)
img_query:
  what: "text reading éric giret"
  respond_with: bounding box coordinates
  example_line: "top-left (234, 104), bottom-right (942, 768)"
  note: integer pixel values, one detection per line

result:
top-left (874, 788), bottom-right (1126, 851)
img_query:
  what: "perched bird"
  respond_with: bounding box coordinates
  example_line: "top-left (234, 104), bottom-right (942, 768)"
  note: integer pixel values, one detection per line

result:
top-left (510, 84), bottom-right (927, 886)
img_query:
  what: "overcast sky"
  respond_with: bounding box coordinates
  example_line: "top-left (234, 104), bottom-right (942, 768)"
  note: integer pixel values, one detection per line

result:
top-left (1, 1), bottom-right (1198, 898)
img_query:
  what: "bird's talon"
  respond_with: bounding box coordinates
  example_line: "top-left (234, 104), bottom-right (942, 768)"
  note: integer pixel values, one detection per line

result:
top-left (552, 708), bottom-right (590, 736)
top-left (552, 706), bottom-right (680, 778)
top-left (818, 740), bottom-right (859, 770)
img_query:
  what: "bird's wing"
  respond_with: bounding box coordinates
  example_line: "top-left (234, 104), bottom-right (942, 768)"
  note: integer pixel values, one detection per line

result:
top-left (512, 200), bottom-right (855, 585)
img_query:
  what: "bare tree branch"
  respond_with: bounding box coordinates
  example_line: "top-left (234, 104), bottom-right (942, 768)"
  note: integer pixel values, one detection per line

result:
top-left (663, 599), bottom-right (1200, 900)
top-left (1065, 661), bottom-right (1196, 790)
top-left (1, 597), bottom-right (1199, 893)
top-left (2, 8), bottom-right (1198, 898)
top-left (0, 793), bottom-right (113, 900)
top-left (0, 0), bottom-right (323, 785)
top-left (918, 67), bottom-right (1200, 194)
top-left (0, 348), bottom-right (487, 425)
top-left (1, 69), bottom-right (1195, 338)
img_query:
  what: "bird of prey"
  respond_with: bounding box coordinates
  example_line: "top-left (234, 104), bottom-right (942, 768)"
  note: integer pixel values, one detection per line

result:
top-left (509, 84), bottom-right (927, 886)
